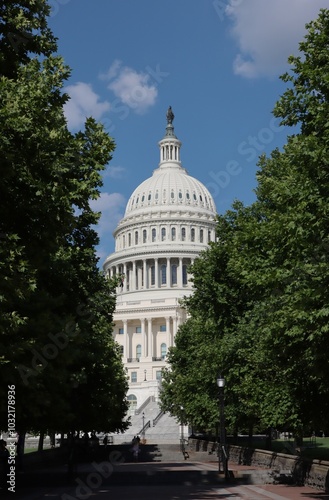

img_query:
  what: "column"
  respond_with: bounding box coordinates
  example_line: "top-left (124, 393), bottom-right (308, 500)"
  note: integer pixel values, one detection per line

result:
top-left (123, 263), bottom-right (127, 292)
top-left (141, 318), bottom-right (146, 357)
top-left (132, 261), bottom-right (136, 291)
top-left (173, 315), bottom-right (178, 346)
top-left (143, 259), bottom-right (147, 289)
top-left (155, 259), bottom-right (159, 288)
top-left (123, 320), bottom-right (128, 360)
top-left (166, 316), bottom-right (171, 348)
top-left (147, 318), bottom-right (153, 359)
top-left (178, 258), bottom-right (183, 287)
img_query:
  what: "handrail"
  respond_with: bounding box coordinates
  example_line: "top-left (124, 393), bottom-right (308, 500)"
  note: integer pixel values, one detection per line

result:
top-left (135, 396), bottom-right (155, 415)
top-left (139, 420), bottom-right (151, 435)
top-left (152, 411), bottom-right (164, 427)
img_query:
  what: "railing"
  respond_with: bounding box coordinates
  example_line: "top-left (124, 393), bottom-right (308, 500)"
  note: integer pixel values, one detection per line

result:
top-left (152, 357), bottom-right (163, 361)
top-left (127, 358), bottom-right (140, 363)
top-left (139, 420), bottom-right (151, 436)
top-left (153, 411), bottom-right (164, 427)
top-left (135, 396), bottom-right (155, 415)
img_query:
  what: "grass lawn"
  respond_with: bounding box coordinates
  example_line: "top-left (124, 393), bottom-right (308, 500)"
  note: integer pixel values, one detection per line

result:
top-left (246, 437), bottom-right (329, 461)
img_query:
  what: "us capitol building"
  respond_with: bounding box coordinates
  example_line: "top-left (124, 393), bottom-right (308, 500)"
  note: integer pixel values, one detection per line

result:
top-left (103, 107), bottom-right (217, 416)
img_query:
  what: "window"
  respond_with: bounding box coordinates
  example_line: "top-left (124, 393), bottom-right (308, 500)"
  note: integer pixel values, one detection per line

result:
top-left (181, 227), bottom-right (186, 241)
top-left (119, 345), bottom-right (124, 355)
top-left (178, 191), bottom-right (182, 200)
top-left (160, 325), bottom-right (166, 332)
top-left (136, 344), bottom-right (142, 359)
top-left (200, 229), bottom-right (204, 243)
top-left (123, 235), bottom-right (126, 248)
top-left (143, 229), bottom-right (147, 243)
top-left (208, 230), bottom-right (211, 243)
top-left (135, 231), bottom-right (138, 245)
top-left (150, 265), bottom-right (155, 286)
top-left (161, 343), bottom-right (167, 359)
top-left (152, 228), bottom-right (156, 242)
top-left (128, 233), bottom-right (131, 246)
top-left (191, 228), bottom-right (195, 242)
top-left (156, 370), bottom-right (162, 381)
top-left (161, 264), bottom-right (167, 285)
top-left (131, 372), bottom-right (137, 383)
top-left (136, 326), bottom-right (141, 333)
top-left (127, 394), bottom-right (137, 409)
top-left (171, 227), bottom-right (176, 241)
top-left (171, 264), bottom-right (177, 285)
top-left (161, 227), bottom-right (166, 241)
top-left (186, 191), bottom-right (190, 200)
top-left (148, 193), bottom-right (151, 201)
top-left (118, 327), bottom-right (124, 335)
top-left (171, 190), bottom-right (174, 199)
top-left (141, 195), bottom-right (145, 202)
top-left (183, 265), bottom-right (188, 285)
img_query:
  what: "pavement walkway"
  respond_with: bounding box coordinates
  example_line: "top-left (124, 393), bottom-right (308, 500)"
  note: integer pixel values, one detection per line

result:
top-left (2, 454), bottom-right (328, 499)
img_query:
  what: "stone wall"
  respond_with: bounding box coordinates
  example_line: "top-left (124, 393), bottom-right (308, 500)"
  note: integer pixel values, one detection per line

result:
top-left (188, 439), bottom-right (329, 492)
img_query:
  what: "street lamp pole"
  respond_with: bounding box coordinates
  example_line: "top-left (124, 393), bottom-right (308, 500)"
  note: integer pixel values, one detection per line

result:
top-left (217, 374), bottom-right (229, 480)
top-left (142, 411), bottom-right (145, 440)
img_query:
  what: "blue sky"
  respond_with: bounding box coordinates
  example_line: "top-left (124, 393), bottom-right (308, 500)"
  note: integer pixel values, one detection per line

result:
top-left (48, 0), bottom-right (326, 263)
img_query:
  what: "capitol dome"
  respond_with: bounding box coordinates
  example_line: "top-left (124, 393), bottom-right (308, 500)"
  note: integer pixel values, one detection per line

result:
top-left (115, 106), bottom-right (216, 241)
top-left (124, 116), bottom-right (216, 217)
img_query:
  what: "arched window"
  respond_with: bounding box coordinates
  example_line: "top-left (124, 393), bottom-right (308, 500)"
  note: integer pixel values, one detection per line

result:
top-left (181, 227), bottom-right (186, 241)
top-left (143, 229), bottom-right (147, 243)
top-left (136, 344), bottom-right (142, 359)
top-left (171, 264), bottom-right (177, 285)
top-left (208, 230), bottom-right (211, 243)
top-left (128, 233), bottom-right (131, 246)
top-left (161, 343), bottom-right (167, 359)
top-left (171, 227), bottom-right (176, 241)
top-left (152, 228), bottom-right (156, 242)
top-left (161, 227), bottom-right (166, 241)
top-left (123, 235), bottom-right (126, 248)
top-left (135, 231), bottom-right (138, 245)
top-left (200, 229), bottom-right (204, 243)
top-left (161, 264), bottom-right (167, 285)
top-left (127, 394), bottom-right (137, 410)
top-left (183, 264), bottom-right (188, 285)
top-left (191, 228), bottom-right (195, 242)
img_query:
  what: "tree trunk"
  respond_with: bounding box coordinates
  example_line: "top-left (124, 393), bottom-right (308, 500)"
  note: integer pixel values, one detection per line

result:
top-left (38, 431), bottom-right (44, 452)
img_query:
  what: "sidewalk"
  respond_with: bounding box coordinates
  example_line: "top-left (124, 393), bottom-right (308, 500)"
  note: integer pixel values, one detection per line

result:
top-left (5, 458), bottom-right (328, 499)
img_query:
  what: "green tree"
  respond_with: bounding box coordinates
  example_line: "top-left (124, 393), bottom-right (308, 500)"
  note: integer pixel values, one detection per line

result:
top-left (162, 8), bottom-right (329, 438)
top-left (0, 1), bottom-right (128, 435)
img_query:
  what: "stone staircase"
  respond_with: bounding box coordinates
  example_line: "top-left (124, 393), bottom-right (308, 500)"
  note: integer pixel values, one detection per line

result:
top-left (110, 399), bottom-right (181, 444)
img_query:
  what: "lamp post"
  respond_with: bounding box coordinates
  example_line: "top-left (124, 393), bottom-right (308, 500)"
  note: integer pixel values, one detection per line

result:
top-left (144, 369), bottom-right (147, 381)
top-left (142, 412), bottom-right (145, 440)
top-left (217, 374), bottom-right (229, 480)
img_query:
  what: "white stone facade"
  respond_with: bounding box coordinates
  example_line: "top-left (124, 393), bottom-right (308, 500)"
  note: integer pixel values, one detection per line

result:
top-left (103, 109), bottom-right (217, 413)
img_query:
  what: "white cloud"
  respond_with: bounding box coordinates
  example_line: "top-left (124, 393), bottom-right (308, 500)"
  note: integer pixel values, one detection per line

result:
top-left (64, 82), bottom-right (110, 129)
top-left (103, 165), bottom-right (126, 179)
top-left (90, 191), bottom-right (126, 266)
top-left (90, 192), bottom-right (126, 238)
top-left (101, 60), bottom-right (158, 114)
top-left (226, 0), bottom-right (325, 78)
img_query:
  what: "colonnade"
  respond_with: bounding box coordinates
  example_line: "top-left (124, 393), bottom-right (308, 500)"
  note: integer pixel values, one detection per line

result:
top-left (109, 256), bottom-right (194, 292)
top-left (118, 313), bottom-right (183, 361)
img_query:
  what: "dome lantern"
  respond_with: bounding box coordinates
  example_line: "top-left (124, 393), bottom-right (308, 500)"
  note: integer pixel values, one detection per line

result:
top-left (158, 106), bottom-right (182, 167)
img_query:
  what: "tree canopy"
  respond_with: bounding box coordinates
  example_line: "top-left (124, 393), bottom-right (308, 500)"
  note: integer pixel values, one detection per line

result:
top-left (0, 1), bottom-right (128, 434)
top-left (160, 8), bottom-right (329, 438)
